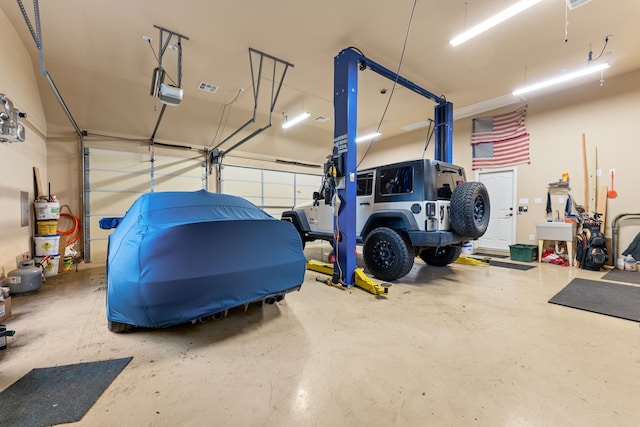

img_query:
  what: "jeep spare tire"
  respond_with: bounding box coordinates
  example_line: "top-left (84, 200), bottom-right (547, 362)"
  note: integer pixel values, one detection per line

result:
top-left (450, 182), bottom-right (490, 240)
top-left (363, 227), bottom-right (414, 281)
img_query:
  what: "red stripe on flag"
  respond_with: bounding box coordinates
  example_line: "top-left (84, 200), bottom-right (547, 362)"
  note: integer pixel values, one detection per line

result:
top-left (472, 133), bottom-right (530, 170)
top-left (471, 106), bottom-right (528, 143)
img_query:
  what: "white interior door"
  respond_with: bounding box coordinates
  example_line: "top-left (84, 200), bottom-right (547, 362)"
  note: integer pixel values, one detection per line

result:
top-left (476, 168), bottom-right (516, 251)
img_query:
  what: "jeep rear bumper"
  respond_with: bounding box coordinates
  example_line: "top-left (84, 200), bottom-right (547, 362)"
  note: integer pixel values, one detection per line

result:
top-left (407, 230), bottom-right (467, 247)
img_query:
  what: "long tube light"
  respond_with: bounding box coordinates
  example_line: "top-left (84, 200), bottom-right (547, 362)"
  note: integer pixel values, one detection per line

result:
top-left (512, 63), bottom-right (610, 96)
top-left (282, 112), bottom-right (310, 129)
top-left (449, 0), bottom-right (543, 47)
top-left (355, 132), bottom-right (382, 143)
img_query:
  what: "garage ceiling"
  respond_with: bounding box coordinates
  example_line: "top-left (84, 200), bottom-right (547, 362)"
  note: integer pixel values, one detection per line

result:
top-left (2, 0), bottom-right (639, 162)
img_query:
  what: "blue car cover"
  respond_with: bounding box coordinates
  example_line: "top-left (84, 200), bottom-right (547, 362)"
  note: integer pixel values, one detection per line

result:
top-left (106, 190), bottom-right (306, 328)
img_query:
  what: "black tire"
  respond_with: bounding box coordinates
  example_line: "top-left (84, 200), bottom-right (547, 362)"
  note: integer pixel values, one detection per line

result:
top-left (450, 182), bottom-right (490, 240)
top-left (108, 320), bottom-right (134, 333)
top-left (419, 245), bottom-right (462, 266)
top-left (363, 227), bottom-right (414, 281)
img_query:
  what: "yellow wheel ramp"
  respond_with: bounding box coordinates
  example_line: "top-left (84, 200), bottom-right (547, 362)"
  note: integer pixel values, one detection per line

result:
top-left (454, 256), bottom-right (490, 266)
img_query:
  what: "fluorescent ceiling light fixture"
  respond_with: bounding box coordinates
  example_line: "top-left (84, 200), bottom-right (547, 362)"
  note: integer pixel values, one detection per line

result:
top-left (453, 94), bottom-right (520, 120)
top-left (355, 132), bottom-right (381, 143)
top-left (449, 0), bottom-right (543, 47)
top-left (512, 62), bottom-right (610, 96)
top-left (401, 120), bottom-right (430, 131)
top-left (282, 112), bottom-right (310, 129)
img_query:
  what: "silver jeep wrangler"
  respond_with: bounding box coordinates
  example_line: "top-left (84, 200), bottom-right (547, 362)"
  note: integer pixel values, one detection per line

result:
top-left (282, 158), bottom-right (490, 281)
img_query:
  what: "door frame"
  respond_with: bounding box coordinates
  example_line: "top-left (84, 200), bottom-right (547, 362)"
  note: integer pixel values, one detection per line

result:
top-left (475, 167), bottom-right (518, 251)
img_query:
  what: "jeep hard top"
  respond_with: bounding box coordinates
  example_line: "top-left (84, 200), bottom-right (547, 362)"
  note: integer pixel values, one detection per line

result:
top-left (283, 158), bottom-right (490, 281)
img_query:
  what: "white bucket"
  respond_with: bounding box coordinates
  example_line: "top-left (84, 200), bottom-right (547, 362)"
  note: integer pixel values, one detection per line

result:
top-left (34, 255), bottom-right (60, 277)
top-left (34, 201), bottom-right (60, 220)
top-left (34, 234), bottom-right (61, 256)
top-left (462, 242), bottom-right (474, 255)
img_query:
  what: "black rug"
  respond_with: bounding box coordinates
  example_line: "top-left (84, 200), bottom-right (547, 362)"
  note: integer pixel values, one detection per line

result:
top-left (549, 278), bottom-right (640, 322)
top-left (601, 269), bottom-right (640, 285)
top-left (486, 260), bottom-right (536, 271)
top-left (473, 252), bottom-right (509, 259)
top-left (0, 357), bottom-right (132, 426)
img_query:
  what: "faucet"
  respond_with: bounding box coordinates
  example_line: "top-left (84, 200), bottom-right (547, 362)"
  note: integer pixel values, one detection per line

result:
top-left (555, 210), bottom-right (560, 222)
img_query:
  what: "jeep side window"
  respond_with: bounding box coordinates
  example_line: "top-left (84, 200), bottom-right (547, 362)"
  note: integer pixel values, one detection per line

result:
top-left (357, 172), bottom-right (374, 196)
top-left (379, 166), bottom-right (413, 195)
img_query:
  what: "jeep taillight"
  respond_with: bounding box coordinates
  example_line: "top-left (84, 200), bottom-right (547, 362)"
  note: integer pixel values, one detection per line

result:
top-left (425, 202), bottom-right (436, 217)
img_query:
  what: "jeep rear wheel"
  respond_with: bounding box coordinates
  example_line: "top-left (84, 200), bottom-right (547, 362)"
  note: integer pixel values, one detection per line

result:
top-left (450, 182), bottom-right (490, 240)
top-left (363, 227), bottom-right (414, 281)
top-left (419, 245), bottom-right (462, 266)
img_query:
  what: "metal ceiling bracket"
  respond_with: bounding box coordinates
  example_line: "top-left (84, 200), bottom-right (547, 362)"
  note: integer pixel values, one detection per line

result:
top-left (211, 48), bottom-right (294, 161)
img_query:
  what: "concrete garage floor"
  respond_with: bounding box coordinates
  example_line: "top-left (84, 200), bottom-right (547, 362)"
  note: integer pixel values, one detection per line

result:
top-left (1, 243), bottom-right (639, 426)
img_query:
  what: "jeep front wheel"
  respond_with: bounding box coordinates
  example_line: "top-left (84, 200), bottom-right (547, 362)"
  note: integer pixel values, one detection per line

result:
top-left (363, 227), bottom-right (414, 281)
top-left (450, 182), bottom-right (490, 240)
top-left (419, 245), bottom-right (462, 266)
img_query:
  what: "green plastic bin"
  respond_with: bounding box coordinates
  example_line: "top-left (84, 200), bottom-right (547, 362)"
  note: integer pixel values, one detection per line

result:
top-left (509, 244), bottom-right (538, 262)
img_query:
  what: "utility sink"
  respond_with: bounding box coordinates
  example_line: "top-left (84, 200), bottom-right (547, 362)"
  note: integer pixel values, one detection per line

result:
top-left (535, 221), bottom-right (577, 241)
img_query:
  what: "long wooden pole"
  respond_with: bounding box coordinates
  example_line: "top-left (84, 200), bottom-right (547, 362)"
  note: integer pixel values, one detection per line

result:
top-left (582, 133), bottom-right (588, 212)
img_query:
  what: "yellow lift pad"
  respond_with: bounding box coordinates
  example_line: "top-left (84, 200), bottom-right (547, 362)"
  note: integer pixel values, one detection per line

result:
top-left (306, 259), bottom-right (391, 296)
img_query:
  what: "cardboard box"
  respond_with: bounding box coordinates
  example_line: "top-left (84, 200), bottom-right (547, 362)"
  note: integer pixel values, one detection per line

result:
top-left (0, 297), bottom-right (12, 322)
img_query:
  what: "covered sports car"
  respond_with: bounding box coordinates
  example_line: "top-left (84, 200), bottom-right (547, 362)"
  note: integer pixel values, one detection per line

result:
top-left (103, 190), bottom-right (306, 332)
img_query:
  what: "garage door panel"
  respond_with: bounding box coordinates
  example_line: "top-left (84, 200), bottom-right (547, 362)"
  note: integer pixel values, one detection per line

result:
top-left (223, 180), bottom-right (262, 197)
top-left (222, 166), bottom-right (261, 181)
top-left (90, 149), bottom-right (150, 171)
top-left (264, 197), bottom-right (295, 207)
top-left (155, 175), bottom-right (203, 191)
top-left (264, 183), bottom-right (294, 198)
top-left (86, 146), bottom-right (206, 262)
top-left (154, 155), bottom-right (203, 174)
top-left (90, 239), bottom-right (108, 262)
top-left (88, 216), bottom-right (116, 240)
top-left (220, 165), bottom-right (320, 215)
top-left (296, 174), bottom-right (321, 187)
top-left (263, 170), bottom-right (294, 184)
top-left (90, 191), bottom-right (141, 215)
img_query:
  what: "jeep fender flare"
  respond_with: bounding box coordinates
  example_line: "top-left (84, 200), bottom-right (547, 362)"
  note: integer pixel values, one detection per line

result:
top-left (361, 210), bottom-right (420, 239)
top-left (281, 209), bottom-right (311, 234)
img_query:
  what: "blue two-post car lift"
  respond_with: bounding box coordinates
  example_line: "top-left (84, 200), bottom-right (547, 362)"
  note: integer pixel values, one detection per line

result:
top-left (332, 47), bottom-right (454, 287)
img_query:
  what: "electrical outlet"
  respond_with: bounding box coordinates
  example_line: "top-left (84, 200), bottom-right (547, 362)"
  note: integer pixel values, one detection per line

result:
top-left (529, 234), bottom-right (535, 241)
top-left (534, 198), bottom-right (542, 204)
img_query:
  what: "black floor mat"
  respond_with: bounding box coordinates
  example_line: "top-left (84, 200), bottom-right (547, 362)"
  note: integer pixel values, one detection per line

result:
top-left (472, 252), bottom-right (509, 259)
top-left (549, 278), bottom-right (640, 322)
top-left (486, 260), bottom-right (536, 271)
top-left (601, 268), bottom-right (640, 285)
top-left (0, 357), bottom-right (132, 426)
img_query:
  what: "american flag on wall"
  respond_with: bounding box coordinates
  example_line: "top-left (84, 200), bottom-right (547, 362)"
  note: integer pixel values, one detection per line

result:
top-left (471, 105), bottom-right (530, 170)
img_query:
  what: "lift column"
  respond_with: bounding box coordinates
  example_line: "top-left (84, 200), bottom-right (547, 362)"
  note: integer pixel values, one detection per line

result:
top-left (332, 47), bottom-right (454, 286)
top-left (332, 48), bottom-right (360, 286)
